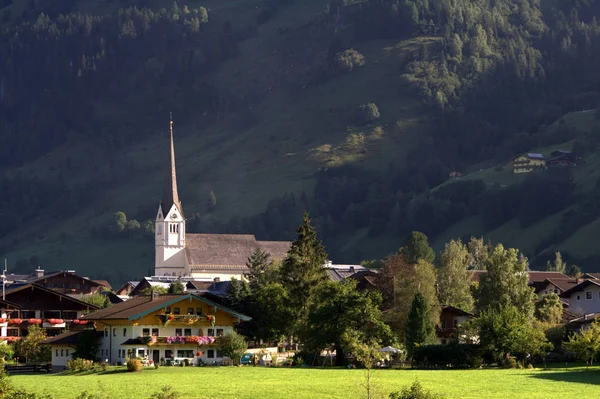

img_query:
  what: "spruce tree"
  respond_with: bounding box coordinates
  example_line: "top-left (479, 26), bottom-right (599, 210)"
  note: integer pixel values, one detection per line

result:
top-left (405, 293), bottom-right (435, 356)
top-left (280, 213), bottom-right (328, 333)
top-left (400, 231), bottom-right (435, 264)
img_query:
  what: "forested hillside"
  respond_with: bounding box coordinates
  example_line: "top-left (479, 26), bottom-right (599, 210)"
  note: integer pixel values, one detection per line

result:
top-left (2, 0), bottom-right (600, 284)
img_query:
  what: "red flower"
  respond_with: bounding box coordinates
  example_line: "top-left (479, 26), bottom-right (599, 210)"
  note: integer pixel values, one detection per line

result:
top-left (0, 318), bottom-right (6, 323)
top-left (8, 319), bottom-right (22, 325)
top-left (47, 319), bottom-right (64, 325)
top-left (73, 319), bottom-right (88, 325)
top-left (168, 315), bottom-right (175, 321)
top-left (28, 319), bottom-right (42, 324)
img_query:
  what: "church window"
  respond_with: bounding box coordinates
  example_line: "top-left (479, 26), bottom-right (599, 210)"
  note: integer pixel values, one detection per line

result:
top-left (157, 225), bottom-right (162, 235)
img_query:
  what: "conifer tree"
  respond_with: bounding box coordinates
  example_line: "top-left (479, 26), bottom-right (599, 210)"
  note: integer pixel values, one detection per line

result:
top-left (405, 293), bottom-right (435, 356)
top-left (400, 231), bottom-right (435, 264)
top-left (280, 213), bottom-right (328, 333)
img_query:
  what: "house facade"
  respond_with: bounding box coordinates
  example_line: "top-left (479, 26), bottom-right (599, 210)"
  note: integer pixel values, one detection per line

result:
top-left (436, 305), bottom-right (474, 345)
top-left (513, 153), bottom-right (546, 173)
top-left (154, 117), bottom-right (291, 280)
top-left (0, 284), bottom-right (99, 340)
top-left (80, 293), bottom-right (250, 365)
top-left (561, 280), bottom-right (600, 315)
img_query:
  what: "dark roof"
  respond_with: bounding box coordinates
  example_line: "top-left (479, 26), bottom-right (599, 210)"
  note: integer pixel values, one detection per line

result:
top-left (5, 283), bottom-right (101, 310)
top-left (527, 271), bottom-right (570, 282)
top-left (161, 117), bottom-right (183, 217)
top-left (562, 308), bottom-right (582, 323)
top-left (0, 298), bottom-right (21, 309)
top-left (93, 280), bottom-right (112, 290)
top-left (569, 313), bottom-right (600, 326)
top-left (541, 278), bottom-right (578, 292)
top-left (80, 293), bottom-right (250, 322)
top-left (562, 279), bottom-right (600, 297)
top-left (185, 234), bottom-right (290, 269)
top-left (40, 330), bottom-right (103, 346)
top-left (584, 273), bottom-right (600, 280)
top-left (441, 305), bottom-right (475, 317)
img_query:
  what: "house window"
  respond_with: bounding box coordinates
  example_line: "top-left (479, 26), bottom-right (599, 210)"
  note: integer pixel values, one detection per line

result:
top-left (56, 349), bottom-right (59, 357)
top-left (577, 295), bottom-right (581, 301)
top-left (441, 320), bottom-right (446, 329)
top-left (66, 350), bottom-right (69, 357)
top-left (138, 350), bottom-right (145, 357)
top-left (207, 350), bottom-right (215, 359)
top-left (208, 329), bottom-right (214, 337)
top-left (587, 291), bottom-right (592, 300)
top-left (184, 329), bottom-right (192, 337)
top-left (453, 319), bottom-right (458, 328)
top-left (143, 328), bottom-right (150, 337)
top-left (157, 225), bottom-right (162, 235)
top-left (113, 329), bottom-right (116, 337)
top-left (166, 307), bottom-right (171, 314)
top-left (63, 311), bottom-right (77, 320)
top-left (173, 307), bottom-right (180, 315)
top-left (152, 328), bottom-right (159, 336)
top-left (123, 328), bottom-right (127, 337)
top-left (187, 308), bottom-right (194, 315)
top-left (441, 339), bottom-right (447, 345)
top-left (21, 310), bottom-right (35, 318)
top-left (61, 349), bottom-right (64, 357)
top-left (43, 310), bottom-right (61, 319)
top-left (217, 329), bottom-right (224, 337)
top-left (196, 308), bottom-right (203, 316)
top-left (104, 328), bottom-right (109, 337)
top-left (217, 350), bottom-right (224, 358)
top-left (7, 329), bottom-right (19, 337)
top-left (177, 350), bottom-right (194, 358)
top-left (175, 328), bottom-right (182, 336)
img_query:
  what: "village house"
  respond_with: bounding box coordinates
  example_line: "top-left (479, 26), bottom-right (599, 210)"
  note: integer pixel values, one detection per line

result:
top-left (153, 117), bottom-right (291, 280)
top-left (0, 283), bottom-right (99, 340)
top-left (57, 292), bottom-right (252, 367)
top-left (436, 305), bottom-right (474, 345)
top-left (547, 150), bottom-right (576, 168)
top-left (512, 153), bottom-right (546, 174)
top-left (561, 279), bottom-right (600, 316)
top-left (3, 268), bottom-right (109, 297)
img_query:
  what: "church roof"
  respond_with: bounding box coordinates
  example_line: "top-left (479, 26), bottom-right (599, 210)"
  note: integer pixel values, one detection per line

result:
top-left (185, 234), bottom-right (290, 270)
top-left (161, 115), bottom-right (183, 217)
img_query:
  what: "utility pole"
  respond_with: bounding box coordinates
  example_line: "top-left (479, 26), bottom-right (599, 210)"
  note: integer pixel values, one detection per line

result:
top-left (2, 259), bottom-right (7, 300)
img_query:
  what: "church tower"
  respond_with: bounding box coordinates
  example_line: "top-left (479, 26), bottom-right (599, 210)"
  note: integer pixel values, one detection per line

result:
top-left (155, 114), bottom-right (187, 277)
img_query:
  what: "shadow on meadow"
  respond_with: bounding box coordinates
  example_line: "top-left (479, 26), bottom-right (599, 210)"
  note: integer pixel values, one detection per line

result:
top-left (530, 368), bottom-right (600, 386)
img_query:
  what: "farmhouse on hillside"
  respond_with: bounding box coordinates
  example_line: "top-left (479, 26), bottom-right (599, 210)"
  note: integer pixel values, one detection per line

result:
top-left (512, 153), bottom-right (546, 174)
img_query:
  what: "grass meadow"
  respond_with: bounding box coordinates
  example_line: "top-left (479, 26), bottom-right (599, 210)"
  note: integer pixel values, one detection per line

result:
top-left (10, 365), bottom-right (600, 399)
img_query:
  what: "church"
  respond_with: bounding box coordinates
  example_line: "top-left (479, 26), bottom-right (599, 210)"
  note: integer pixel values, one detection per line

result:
top-left (154, 117), bottom-right (291, 281)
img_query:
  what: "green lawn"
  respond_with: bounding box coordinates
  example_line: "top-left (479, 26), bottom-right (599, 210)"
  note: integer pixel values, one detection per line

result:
top-left (10, 366), bottom-right (600, 399)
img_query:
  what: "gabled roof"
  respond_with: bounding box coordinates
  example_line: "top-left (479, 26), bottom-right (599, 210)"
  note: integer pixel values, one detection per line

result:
top-left (527, 271), bottom-right (570, 282)
top-left (584, 273), bottom-right (600, 280)
top-left (80, 293), bottom-right (251, 322)
top-left (93, 280), bottom-right (112, 290)
top-left (562, 279), bottom-right (600, 297)
top-left (40, 330), bottom-right (103, 346)
top-left (5, 283), bottom-right (101, 310)
top-left (541, 278), bottom-right (578, 292)
top-left (441, 305), bottom-right (475, 318)
top-left (185, 234), bottom-right (290, 269)
top-left (0, 298), bottom-right (21, 309)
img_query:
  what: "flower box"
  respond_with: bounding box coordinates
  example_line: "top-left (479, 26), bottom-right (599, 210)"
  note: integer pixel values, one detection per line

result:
top-left (8, 319), bottom-right (22, 325)
top-left (28, 319), bottom-right (42, 325)
top-left (0, 336), bottom-right (20, 342)
top-left (72, 319), bottom-right (88, 325)
top-left (43, 319), bottom-right (66, 328)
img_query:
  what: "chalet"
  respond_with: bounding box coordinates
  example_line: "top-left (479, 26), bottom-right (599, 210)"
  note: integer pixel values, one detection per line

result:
top-left (436, 305), bottom-right (474, 345)
top-left (547, 150), bottom-right (576, 168)
top-left (41, 330), bottom-right (103, 371)
top-left (5, 268), bottom-right (107, 297)
top-left (324, 262), bottom-right (367, 282)
top-left (115, 281), bottom-right (139, 297)
top-left (512, 153), bottom-right (546, 174)
top-left (76, 292), bottom-right (250, 365)
top-left (534, 278), bottom-right (578, 299)
top-left (561, 279), bottom-right (600, 315)
top-left (0, 283), bottom-right (99, 340)
top-left (448, 171), bottom-right (462, 180)
top-left (347, 269), bottom-right (379, 291)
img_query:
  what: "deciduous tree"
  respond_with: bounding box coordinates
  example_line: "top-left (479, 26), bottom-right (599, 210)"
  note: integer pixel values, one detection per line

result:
top-left (437, 239), bottom-right (474, 312)
top-left (400, 231), bottom-right (435, 264)
top-left (564, 321), bottom-right (600, 366)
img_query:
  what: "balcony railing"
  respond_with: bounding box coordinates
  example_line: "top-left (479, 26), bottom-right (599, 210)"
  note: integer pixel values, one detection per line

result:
top-left (157, 314), bottom-right (216, 326)
top-left (138, 335), bottom-right (219, 346)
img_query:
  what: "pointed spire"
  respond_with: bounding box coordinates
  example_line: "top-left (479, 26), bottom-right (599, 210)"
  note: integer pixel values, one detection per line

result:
top-left (161, 113), bottom-right (183, 217)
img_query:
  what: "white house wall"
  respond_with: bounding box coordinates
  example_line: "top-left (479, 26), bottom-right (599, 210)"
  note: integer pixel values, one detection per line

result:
top-left (568, 285), bottom-right (600, 315)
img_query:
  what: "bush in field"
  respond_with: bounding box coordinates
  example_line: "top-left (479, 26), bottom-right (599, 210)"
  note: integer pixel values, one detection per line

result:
top-left (335, 49), bottom-right (365, 72)
top-left (127, 359), bottom-right (142, 372)
top-left (67, 358), bottom-right (93, 372)
top-left (389, 381), bottom-right (446, 399)
top-left (150, 386), bottom-right (181, 399)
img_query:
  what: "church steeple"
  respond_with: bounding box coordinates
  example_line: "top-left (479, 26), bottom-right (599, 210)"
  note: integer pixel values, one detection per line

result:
top-left (161, 113), bottom-right (183, 217)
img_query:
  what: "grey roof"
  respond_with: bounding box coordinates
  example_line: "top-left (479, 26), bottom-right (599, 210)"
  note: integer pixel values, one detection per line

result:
top-left (527, 153), bottom-right (544, 159)
top-left (161, 117), bottom-right (183, 217)
top-left (185, 234), bottom-right (290, 270)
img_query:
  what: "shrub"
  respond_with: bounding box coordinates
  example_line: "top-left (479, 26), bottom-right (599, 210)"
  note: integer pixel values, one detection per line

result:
top-left (389, 381), bottom-right (446, 399)
top-left (0, 343), bottom-right (14, 363)
top-left (126, 359), bottom-right (142, 372)
top-left (412, 344), bottom-right (483, 368)
top-left (98, 361), bottom-right (109, 371)
top-left (154, 363), bottom-right (160, 370)
top-left (501, 356), bottom-right (517, 369)
top-left (356, 103), bottom-right (380, 124)
top-left (150, 386), bottom-right (181, 399)
top-left (67, 358), bottom-right (93, 372)
top-left (335, 49), bottom-right (365, 72)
